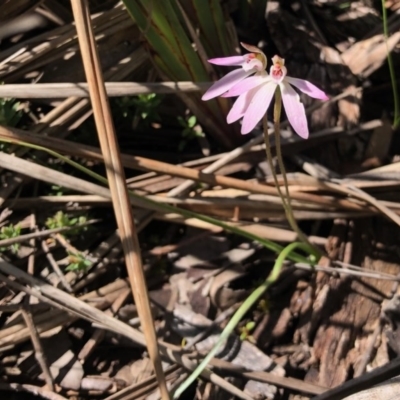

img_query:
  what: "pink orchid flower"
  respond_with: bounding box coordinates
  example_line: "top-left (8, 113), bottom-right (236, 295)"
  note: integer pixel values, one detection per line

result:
top-left (202, 46), bottom-right (328, 139)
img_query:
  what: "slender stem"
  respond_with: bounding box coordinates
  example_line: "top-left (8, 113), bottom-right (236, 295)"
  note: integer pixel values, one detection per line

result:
top-left (273, 88), bottom-right (290, 207)
top-left (272, 90), bottom-right (317, 251)
top-left (262, 96), bottom-right (318, 256)
top-left (262, 117), bottom-right (287, 208)
top-left (173, 241), bottom-right (315, 399)
top-left (381, 0), bottom-right (399, 128)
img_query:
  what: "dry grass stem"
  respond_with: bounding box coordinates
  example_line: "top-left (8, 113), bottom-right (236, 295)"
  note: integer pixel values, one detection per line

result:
top-left (21, 306), bottom-right (55, 391)
top-left (0, 125), bottom-right (382, 211)
top-left (0, 82), bottom-right (210, 98)
top-left (70, 0), bottom-right (168, 397)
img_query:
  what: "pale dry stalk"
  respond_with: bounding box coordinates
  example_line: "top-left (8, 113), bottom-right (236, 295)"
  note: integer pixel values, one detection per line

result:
top-left (69, 1), bottom-right (168, 398)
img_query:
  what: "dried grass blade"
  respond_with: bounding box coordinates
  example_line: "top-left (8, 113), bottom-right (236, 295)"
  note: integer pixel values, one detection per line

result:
top-left (0, 82), bottom-right (210, 98)
top-left (0, 125), bottom-right (366, 210)
top-left (69, 1), bottom-right (168, 398)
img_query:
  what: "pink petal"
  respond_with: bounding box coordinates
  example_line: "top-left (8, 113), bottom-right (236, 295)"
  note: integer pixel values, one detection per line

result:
top-left (280, 81), bottom-right (309, 139)
top-left (227, 88), bottom-right (258, 124)
top-left (285, 77), bottom-right (328, 100)
top-left (202, 68), bottom-right (252, 101)
top-left (241, 82), bottom-right (277, 134)
top-left (222, 75), bottom-right (268, 98)
top-left (208, 56), bottom-right (244, 66)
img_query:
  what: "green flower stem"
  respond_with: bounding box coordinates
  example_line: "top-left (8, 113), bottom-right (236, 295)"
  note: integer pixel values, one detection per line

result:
top-left (382, 0), bottom-right (399, 128)
top-left (262, 90), bottom-right (321, 258)
top-left (0, 137), bottom-right (311, 264)
top-left (272, 89), bottom-right (321, 256)
top-left (173, 241), bottom-right (316, 399)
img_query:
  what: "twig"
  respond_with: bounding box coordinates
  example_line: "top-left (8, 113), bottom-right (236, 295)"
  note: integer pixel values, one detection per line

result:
top-left (27, 213), bottom-right (36, 275)
top-left (294, 262), bottom-right (400, 281)
top-left (41, 237), bottom-right (72, 293)
top-left (21, 305), bottom-right (55, 391)
top-left (53, 233), bottom-right (82, 255)
top-left (211, 358), bottom-right (326, 396)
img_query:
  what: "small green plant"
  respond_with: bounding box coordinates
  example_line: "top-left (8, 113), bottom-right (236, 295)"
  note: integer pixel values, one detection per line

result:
top-left (239, 320), bottom-right (256, 343)
top-left (0, 224), bottom-right (21, 254)
top-left (177, 115), bottom-right (204, 151)
top-left (49, 183), bottom-right (66, 196)
top-left (45, 211), bottom-right (87, 236)
top-left (66, 251), bottom-right (92, 272)
top-left (116, 93), bottom-right (163, 128)
top-left (0, 96), bottom-right (22, 127)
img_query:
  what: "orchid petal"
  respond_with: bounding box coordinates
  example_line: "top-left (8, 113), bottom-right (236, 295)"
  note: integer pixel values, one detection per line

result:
top-left (202, 68), bottom-right (252, 101)
top-left (241, 82), bottom-right (277, 134)
top-left (285, 77), bottom-right (328, 100)
top-left (208, 56), bottom-right (244, 66)
top-left (227, 87), bottom-right (259, 124)
top-left (222, 75), bottom-right (268, 98)
top-left (280, 81), bottom-right (309, 139)
top-left (240, 42), bottom-right (263, 54)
